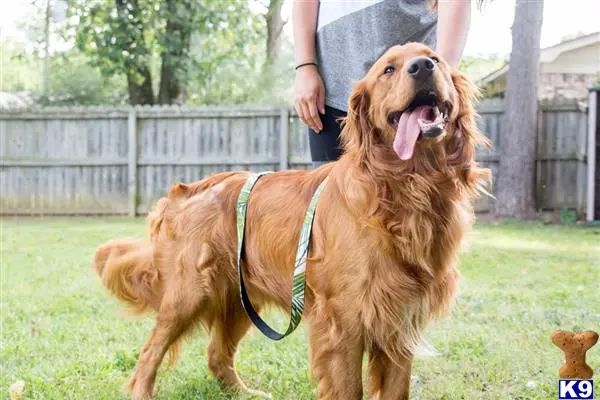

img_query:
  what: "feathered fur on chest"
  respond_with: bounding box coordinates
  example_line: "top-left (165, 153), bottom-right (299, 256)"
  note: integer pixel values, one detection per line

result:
top-left (336, 170), bottom-right (473, 361)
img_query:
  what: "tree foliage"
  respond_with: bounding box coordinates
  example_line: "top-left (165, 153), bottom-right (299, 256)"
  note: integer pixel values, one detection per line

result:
top-left (4, 0), bottom-right (292, 106)
top-left (42, 51), bottom-right (128, 106)
top-left (66, 0), bottom-right (266, 105)
top-left (1, 40), bottom-right (42, 92)
top-left (185, 21), bottom-right (294, 106)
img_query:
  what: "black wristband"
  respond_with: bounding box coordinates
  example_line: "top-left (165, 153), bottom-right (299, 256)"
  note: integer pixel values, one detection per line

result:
top-left (295, 62), bottom-right (317, 70)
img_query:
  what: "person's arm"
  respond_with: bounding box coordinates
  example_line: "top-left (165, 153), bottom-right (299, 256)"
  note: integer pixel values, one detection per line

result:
top-left (436, 1), bottom-right (472, 68)
top-left (293, 0), bottom-right (319, 68)
top-left (293, 0), bottom-right (324, 132)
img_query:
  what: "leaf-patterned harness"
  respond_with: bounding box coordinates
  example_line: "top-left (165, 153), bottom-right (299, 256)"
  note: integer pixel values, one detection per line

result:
top-left (236, 171), bottom-right (329, 340)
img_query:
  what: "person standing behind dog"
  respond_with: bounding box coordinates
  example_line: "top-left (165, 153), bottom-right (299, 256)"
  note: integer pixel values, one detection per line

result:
top-left (293, 0), bottom-right (473, 164)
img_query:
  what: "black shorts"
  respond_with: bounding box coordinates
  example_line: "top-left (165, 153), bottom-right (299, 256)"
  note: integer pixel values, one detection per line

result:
top-left (308, 105), bottom-right (348, 162)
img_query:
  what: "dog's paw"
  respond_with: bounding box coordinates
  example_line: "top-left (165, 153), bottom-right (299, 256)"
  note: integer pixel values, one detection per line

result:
top-left (245, 388), bottom-right (273, 399)
top-left (125, 375), bottom-right (154, 400)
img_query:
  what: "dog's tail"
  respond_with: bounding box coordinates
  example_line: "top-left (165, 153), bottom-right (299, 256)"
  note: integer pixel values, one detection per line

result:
top-left (92, 172), bottom-right (239, 314)
top-left (92, 238), bottom-right (163, 315)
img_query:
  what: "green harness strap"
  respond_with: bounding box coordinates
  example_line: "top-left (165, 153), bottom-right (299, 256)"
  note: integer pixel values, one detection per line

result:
top-left (236, 171), bottom-right (329, 340)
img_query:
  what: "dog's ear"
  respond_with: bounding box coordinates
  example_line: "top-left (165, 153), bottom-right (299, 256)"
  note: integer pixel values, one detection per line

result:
top-left (340, 81), bottom-right (375, 163)
top-left (446, 71), bottom-right (480, 165)
top-left (446, 70), bottom-right (492, 190)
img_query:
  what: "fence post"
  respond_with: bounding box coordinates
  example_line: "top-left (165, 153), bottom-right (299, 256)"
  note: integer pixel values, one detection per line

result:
top-left (586, 89), bottom-right (598, 221)
top-left (535, 106), bottom-right (543, 210)
top-left (128, 107), bottom-right (138, 217)
top-left (279, 107), bottom-right (289, 170)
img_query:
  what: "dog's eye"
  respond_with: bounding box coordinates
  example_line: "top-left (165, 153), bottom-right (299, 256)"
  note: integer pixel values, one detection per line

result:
top-left (431, 56), bottom-right (440, 63)
top-left (383, 65), bottom-right (395, 75)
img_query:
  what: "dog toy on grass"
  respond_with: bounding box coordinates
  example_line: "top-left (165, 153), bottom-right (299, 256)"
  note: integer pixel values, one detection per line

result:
top-left (551, 329), bottom-right (598, 379)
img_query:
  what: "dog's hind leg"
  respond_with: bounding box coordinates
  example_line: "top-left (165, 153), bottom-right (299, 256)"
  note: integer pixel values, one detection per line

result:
top-left (207, 301), bottom-right (272, 399)
top-left (126, 282), bottom-right (205, 400)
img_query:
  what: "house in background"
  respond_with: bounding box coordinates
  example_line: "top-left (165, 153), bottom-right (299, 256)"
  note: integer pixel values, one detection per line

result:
top-left (0, 91), bottom-right (34, 111)
top-left (477, 31), bottom-right (600, 100)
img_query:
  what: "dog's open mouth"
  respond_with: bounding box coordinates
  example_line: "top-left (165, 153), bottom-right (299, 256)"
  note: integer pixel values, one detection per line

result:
top-left (388, 90), bottom-right (449, 160)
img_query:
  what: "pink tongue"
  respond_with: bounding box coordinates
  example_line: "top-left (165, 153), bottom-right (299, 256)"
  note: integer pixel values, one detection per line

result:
top-left (393, 105), bottom-right (433, 160)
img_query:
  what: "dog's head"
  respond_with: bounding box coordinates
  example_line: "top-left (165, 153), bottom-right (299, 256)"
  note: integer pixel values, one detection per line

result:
top-left (341, 42), bottom-right (490, 172)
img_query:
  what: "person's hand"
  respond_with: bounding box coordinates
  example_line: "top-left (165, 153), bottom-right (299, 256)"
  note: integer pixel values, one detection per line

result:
top-left (294, 65), bottom-right (325, 133)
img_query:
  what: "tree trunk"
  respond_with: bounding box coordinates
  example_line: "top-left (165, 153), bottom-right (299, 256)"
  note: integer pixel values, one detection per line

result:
top-left (126, 70), bottom-right (155, 105)
top-left (493, 0), bottom-right (544, 219)
top-left (265, 0), bottom-right (285, 69)
top-left (158, 0), bottom-right (192, 104)
top-left (116, 0), bottom-right (155, 105)
top-left (43, 0), bottom-right (51, 97)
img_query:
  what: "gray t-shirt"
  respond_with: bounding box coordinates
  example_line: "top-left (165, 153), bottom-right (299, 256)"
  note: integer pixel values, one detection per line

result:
top-left (316, 0), bottom-right (438, 111)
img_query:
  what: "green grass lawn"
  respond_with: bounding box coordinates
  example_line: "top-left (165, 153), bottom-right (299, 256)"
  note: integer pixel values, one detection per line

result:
top-left (1, 217), bottom-right (599, 400)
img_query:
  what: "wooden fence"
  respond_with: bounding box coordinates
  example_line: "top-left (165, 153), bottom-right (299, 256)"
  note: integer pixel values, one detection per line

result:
top-left (0, 99), bottom-right (590, 216)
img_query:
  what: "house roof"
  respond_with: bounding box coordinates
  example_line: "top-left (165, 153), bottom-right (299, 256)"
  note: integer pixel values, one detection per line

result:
top-left (476, 30), bottom-right (600, 87)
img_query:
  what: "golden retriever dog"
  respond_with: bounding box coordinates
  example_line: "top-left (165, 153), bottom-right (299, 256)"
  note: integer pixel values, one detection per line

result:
top-left (93, 42), bottom-right (491, 400)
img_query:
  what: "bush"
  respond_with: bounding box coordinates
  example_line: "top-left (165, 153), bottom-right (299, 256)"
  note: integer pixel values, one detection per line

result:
top-left (39, 52), bottom-right (128, 106)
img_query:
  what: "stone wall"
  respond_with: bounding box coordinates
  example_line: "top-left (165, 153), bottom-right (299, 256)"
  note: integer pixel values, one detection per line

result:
top-left (538, 73), bottom-right (599, 100)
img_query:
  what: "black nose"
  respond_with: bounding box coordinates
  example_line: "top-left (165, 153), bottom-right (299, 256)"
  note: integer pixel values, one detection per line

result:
top-left (406, 57), bottom-right (436, 81)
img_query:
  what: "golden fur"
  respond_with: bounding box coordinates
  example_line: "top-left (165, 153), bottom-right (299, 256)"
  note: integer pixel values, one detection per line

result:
top-left (93, 43), bottom-right (491, 400)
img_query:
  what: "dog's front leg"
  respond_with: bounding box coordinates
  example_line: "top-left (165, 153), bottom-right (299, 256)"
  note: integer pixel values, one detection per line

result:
top-left (367, 345), bottom-right (413, 400)
top-left (308, 312), bottom-right (364, 400)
